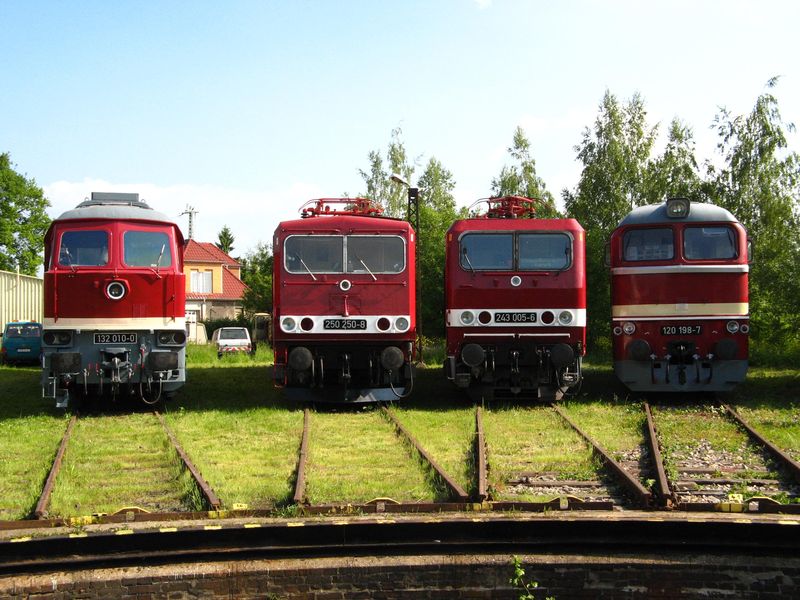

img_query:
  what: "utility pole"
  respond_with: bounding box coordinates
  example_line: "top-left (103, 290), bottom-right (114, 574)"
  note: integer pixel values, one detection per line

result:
top-left (180, 205), bottom-right (198, 239)
top-left (389, 175), bottom-right (423, 364)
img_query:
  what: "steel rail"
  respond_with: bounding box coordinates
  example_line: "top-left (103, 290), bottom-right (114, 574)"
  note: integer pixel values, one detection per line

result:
top-left (293, 409), bottom-right (311, 504)
top-left (723, 403), bottom-right (800, 482)
top-left (552, 404), bottom-right (652, 507)
top-left (382, 407), bottom-right (470, 502)
top-left (475, 407), bottom-right (487, 501)
top-left (155, 412), bottom-right (221, 510)
top-left (3, 516), bottom-right (800, 576)
top-left (643, 402), bottom-right (674, 506)
top-left (33, 414), bottom-right (77, 519)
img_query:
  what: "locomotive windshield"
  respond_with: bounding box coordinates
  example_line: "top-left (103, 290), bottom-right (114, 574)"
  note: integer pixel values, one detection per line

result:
top-left (124, 231), bottom-right (173, 267)
top-left (622, 227), bottom-right (674, 261)
top-left (284, 235), bottom-right (405, 274)
top-left (460, 232), bottom-right (571, 271)
top-left (683, 226), bottom-right (736, 260)
top-left (59, 230), bottom-right (109, 267)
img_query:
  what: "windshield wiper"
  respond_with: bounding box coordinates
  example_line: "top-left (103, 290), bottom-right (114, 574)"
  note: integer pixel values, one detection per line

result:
top-left (63, 247), bottom-right (77, 272)
top-left (461, 247), bottom-right (475, 274)
top-left (150, 243), bottom-right (166, 278)
top-left (296, 255), bottom-right (317, 281)
top-left (358, 257), bottom-right (377, 281)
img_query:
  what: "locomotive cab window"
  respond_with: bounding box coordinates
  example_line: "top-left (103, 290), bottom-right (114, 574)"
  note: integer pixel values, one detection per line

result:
top-left (683, 226), bottom-right (736, 260)
top-left (124, 230), bottom-right (173, 267)
top-left (346, 236), bottom-right (405, 274)
top-left (622, 227), bottom-right (674, 261)
top-left (518, 233), bottom-right (571, 270)
top-left (460, 233), bottom-right (513, 270)
top-left (285, 236), bottom-right (343, 273)
top-left (58, 230), bottom-right (109, 267)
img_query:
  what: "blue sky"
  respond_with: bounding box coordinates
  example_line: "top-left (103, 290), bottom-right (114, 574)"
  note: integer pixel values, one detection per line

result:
top-left (2, 0), bottom-right (798, 255)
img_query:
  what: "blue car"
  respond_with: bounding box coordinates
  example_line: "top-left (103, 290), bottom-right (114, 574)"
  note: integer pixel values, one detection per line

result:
top-left (1, 321), bottom-right (42, 365)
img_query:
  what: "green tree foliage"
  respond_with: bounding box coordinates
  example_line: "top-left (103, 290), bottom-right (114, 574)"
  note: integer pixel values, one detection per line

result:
top-left (564, 91), bottom-right (658, 348)
top-left (240, 242), bottom-right (273, 315)
top-left (642, 118), bottom-right (704, 203)
top-left (0, 153), bottom-right (51, 275)
top-left (417, 157), bottom-right (461, 336)
top-left (215, 225), bottom-right (235, 255)
top-left (492, 127), bottom-right (560, 218)
top-left (358, 127), bottom-right (416, 218)
top-left (705, 78), bottom-right (800, 355)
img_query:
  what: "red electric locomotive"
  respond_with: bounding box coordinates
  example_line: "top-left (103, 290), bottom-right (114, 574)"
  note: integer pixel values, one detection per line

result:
top-left (609, 197), bottom-right (750, 392)
top-left (272, 198), bottom-right (416, 403)
top-left (41, 192), bottom-right (187, 408)
top-left (444, 197), bottom-right (586, 401)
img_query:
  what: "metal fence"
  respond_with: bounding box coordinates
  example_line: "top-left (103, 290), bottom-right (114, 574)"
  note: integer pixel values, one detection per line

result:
top-left (0, 269), bottom-right (43, 331)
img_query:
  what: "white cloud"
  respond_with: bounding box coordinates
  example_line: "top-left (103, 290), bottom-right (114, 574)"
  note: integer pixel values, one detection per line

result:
top-left (43, 179), bottom-right (325, 257)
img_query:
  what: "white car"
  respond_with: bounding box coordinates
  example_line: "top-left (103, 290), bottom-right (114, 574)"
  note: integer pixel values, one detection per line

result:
top-left (211, 327), bottom-right (253, 357)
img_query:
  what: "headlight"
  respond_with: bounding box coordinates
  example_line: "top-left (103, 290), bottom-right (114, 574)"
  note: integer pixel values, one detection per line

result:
top-left (622, 321), bottom-right (636, 335)
top-left (726, 320), bottom-right (740, 333)
top-left (394, 317), bottom-right (410, 332)
top-left (558, 310), bottom-right (573, 325)
top-left (157, 330), bottom-right (186, 346)
top-left (106, 281), bottom-right (126, 300)
top-left (281, 317), bottom-right (296, 332)
top-left (740, 323), bottom-right (750, 334)
top-left (43, 331), bottom-right (73, 346)
top-left (613, 326), bottom-right (623, 336)
top-left (460, 311), bottom-right (475, 325)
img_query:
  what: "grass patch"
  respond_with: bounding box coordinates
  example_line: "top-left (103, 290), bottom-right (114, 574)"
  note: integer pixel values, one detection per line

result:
top-left (48, 413), bottom-right (191, 517)
top-left (167, 407), bottom-right (304, 508)
top-left (559, 401), bottom-right (646, 457)
top-left (483, 406), bottom-right (598, 500)
top-left (306, 410), bottom-right (432, 504)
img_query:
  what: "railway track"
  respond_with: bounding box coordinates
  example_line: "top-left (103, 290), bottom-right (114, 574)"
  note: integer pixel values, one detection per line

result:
top-left (8, 397), bottom-right (800, 532)
top-left (30, 411), bottom-right (221, 520)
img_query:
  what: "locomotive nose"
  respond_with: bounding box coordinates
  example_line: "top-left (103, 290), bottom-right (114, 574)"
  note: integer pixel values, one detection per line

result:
top-left (288, 346), bottom-right (314, 371)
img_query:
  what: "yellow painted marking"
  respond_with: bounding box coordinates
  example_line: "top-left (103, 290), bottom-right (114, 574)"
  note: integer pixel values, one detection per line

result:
top-left (232, 503), bottom-right (248, 510)
top-left (10, 536), bottom-right (31, 543)
top-left (612, 302), bottom-right (748, 318)
top-left (244, 523), bottom-right (261, 529)
top-left (115, 529), bottom-right (134, 535)
top-left (471, 518), bottom-right (485, 522)
top-left (204, 524), bottom-right (222, 530)
top-left (735, 519), bottom-right (752, 524)
top-left (333, 521), bottom-right (349, 526)
top-left (286, 522), bottom-right (305, 527)
top-left (378, 519), bottom-right (396, 524)
top-left (159, 527), bottom-right (177, 533)
top-left (778, 520), bottom-right (799, 526)
top-left (69, 532), bottom-right (88, 538)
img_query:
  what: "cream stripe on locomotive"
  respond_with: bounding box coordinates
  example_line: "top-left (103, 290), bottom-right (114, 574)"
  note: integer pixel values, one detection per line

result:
top-left (43, 317), bottom-right (187, 329)
top-left (446, 308), bottom-right (586, 328)
top-left (612, 265), bottom-right (749, 275)
top-left (279, 314), bottom-right (411, 334)
top-left (612, 303), bottom-right (748, 318)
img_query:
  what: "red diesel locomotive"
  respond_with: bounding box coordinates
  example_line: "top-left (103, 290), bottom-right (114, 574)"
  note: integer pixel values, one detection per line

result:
top-left (41, 192), bottom-right (187, 408)
top-left (444, 197), bottom-right (586, 401)
top-left (272, 198), bottom-right (416, 402)
top-left (609, 197), bottom-right (750, 392)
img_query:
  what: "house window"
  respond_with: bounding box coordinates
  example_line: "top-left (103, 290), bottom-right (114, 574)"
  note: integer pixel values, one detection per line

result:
top-left (191, 270), bottom-right (212, 293)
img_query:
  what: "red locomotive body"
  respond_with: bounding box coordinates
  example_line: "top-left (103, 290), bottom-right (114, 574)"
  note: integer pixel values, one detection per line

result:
top-left (609, 198), bottom-right (750, 392)
top-left (41, 192), bottom-right (187, 408)
top-left (444, 197), bottom-right (586, 401)
top-left (272, 198), bottom-right (416, 402)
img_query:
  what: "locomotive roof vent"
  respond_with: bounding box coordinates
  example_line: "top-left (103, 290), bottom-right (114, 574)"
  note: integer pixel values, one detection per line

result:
top-left (300, 197), bottom-right (384, 218)
top-left (666, 197), bottom-right (690, 218)
top-left (469, 196), bottom-right (540, 219)
top-left (77, 192), bottom-right (151, 210)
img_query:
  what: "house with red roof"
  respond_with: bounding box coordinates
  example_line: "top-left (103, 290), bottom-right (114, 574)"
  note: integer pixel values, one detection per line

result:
top-left (183, 240), bottom-right (248, 336)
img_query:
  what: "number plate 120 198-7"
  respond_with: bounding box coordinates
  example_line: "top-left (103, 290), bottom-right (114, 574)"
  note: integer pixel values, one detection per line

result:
top-left (660, 325), bottom-right (702, 336)
top-left (93, 332), bottom-right (138, 344)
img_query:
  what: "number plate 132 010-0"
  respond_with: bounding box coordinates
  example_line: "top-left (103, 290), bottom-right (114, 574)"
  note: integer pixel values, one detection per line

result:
top-left (93, 332), bottom-right (138, 344)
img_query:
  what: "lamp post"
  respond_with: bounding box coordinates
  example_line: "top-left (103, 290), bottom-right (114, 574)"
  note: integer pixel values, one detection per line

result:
top-left (389, 174), bottom-right (423, 364)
